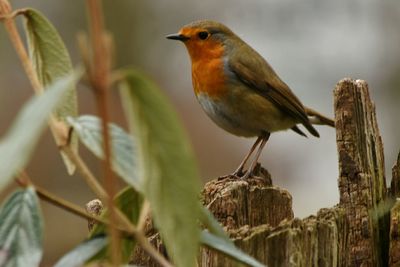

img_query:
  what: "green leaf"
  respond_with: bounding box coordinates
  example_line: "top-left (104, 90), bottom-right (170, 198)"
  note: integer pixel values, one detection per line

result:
top-left (54, 235), bottom-right (107, 267)
top-left (119, 69), bottom-right (201, 267)
top-left (200, 206), bottom-right (230, 241)
top-left (89, 187), bottom-right (143, 263)
top-left (66, 115), bottom-right (140, 190)
top-left (23, 8), bottom-right (78, 175)
top-left (199, 208), bottom-right (265, 267)
top-left (0, 72), bottom-right (79, 192)
top-left (0, 187), bottom-right (43, 267)
top-left (200, 231), bottom-right (265, 267)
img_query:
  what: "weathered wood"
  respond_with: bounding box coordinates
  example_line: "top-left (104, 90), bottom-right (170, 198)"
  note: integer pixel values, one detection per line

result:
top-left (389, 152), bottom-right (400, 266)
top-left (199, 166), bottom-right (293, 267)
top-left (131, 232), bottom-right (166, 267)
top-left (334, 78), bottom-right (388, 267)
top-left (202, 165), bottom-right (292, 229)
top-left (389, 200), bottom-right (400, 266)
top-left (390, 152), bottom-right (400, 198)
top-left (197, 78), bottom-right (389, 267)
top-left (200, 207), bottom-right (347, 267)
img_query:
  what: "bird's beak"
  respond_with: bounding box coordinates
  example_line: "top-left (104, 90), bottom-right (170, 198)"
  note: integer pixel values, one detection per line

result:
top-left (166, 33), bottom-right (189, 41)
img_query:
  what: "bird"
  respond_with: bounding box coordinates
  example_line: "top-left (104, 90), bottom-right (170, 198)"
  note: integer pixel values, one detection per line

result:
top-left (166, 20), bottom-right (334, 179)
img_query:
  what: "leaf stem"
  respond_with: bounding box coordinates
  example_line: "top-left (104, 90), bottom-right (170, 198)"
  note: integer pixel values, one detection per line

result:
top-left (0, 8), bottom-right (27, 21)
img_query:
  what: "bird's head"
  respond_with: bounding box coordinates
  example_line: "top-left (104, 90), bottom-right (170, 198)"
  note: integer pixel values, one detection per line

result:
top-left (166, 20), bottom-right (237, 62)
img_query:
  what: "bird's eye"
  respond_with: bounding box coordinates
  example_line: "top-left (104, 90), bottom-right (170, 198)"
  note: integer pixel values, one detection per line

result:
top-left (198, 31), bottom-right (209, 40)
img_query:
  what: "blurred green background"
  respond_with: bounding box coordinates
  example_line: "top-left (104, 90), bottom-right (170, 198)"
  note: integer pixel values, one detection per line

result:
top-left (0, 0), bottom-right (399, 265)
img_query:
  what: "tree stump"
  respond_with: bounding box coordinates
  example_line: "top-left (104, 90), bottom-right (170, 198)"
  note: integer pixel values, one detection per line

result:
top-left (199, 166), bottom-right (294, 266)
top-left (195, 78), bottom-right (392, 267)
top-left (201, 165), bottom-right (293, 229)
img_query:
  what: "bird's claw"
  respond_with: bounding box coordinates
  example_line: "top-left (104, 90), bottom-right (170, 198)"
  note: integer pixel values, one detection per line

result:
top-left (220, 171), bottom-right (258, 181)
top-left (240, 170), bottom-right (253, 180)
top-left (218, 173), bottom-right (241, 180)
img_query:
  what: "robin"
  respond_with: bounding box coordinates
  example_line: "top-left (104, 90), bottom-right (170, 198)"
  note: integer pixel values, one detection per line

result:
top-left (167, 20), bottom-right (334, 179)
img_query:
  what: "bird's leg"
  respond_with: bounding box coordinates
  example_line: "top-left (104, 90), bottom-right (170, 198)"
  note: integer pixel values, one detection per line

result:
top-left (232, 136), bottom-right (263, 177)
top-left (242, 132), bottom-right (270, 179)
top-left (218, 136), bottom-right (262, 180)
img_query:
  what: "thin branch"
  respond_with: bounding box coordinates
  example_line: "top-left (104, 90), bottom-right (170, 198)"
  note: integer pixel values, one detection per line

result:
top-left (86, 0), bottom-right (119, 264)
top-left (16, 172), bottom-right (109, 226)
top-left (36, 186), bottom-right (105, 223)
top-left (137, 200), bottom-right (151, 232)
top-left (61, 146), bottom-right (108, 200)
top-left (0, 1), bottom-right (42, 94)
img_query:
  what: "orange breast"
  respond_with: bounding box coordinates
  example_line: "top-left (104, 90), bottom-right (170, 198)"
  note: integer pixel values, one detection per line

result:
top-left (192, 57), bottom-right (227, 98)
top-left (184, 38), bottom-right (227, 98)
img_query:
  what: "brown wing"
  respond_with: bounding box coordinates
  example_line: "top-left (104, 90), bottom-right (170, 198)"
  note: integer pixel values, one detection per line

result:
top-left (228, 44), bottom-right (319, 137)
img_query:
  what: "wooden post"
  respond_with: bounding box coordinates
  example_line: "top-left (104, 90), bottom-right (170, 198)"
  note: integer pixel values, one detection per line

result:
top-left (334, 79), bottom-right (388, 266)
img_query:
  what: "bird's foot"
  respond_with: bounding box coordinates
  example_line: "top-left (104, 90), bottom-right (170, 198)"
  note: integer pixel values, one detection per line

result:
top-left (240, 170), bottom-right (253, 180)
top-left (218, 173), bottom-right (240, 180)
top-left (218, 173), bottom-right (240, 181)
top-left (241, 162), bottom-right (261, 179)
top-left (218, 168), bottom-right (245, 180)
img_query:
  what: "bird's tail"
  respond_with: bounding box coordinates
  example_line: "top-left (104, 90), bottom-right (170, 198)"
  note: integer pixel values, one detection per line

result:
top-left (291, 107), bottom-right (334, 138)
top-left (305, 107), bottom-right (335, 127)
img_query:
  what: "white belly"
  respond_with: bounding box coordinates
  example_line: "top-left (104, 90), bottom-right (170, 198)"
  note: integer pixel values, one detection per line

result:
top-left (196, 92), bottom-right (297, 137)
